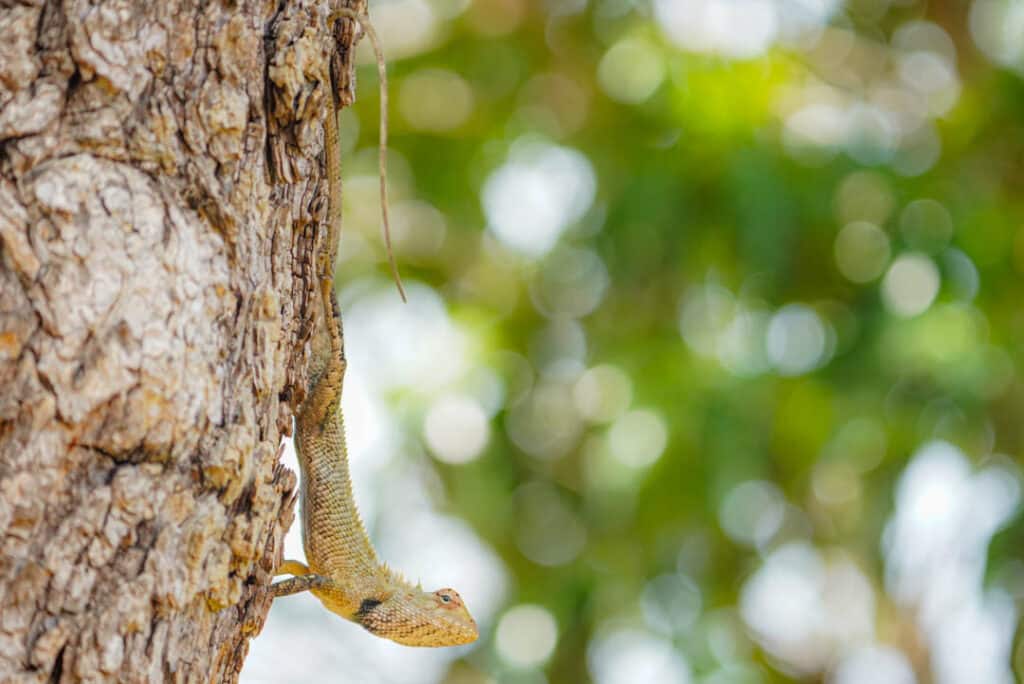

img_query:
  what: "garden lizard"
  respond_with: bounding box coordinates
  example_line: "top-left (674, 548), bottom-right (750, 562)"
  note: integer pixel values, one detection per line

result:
top-left (270, 7), bottom-right (478, 647)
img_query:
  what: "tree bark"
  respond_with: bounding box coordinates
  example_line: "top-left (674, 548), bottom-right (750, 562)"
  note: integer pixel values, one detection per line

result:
top-left (0, 1), bottom-right (360, 681)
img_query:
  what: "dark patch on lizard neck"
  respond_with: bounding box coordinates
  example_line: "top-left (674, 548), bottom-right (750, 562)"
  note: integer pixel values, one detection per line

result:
top-left (356, 597), bottom-right (383, 622)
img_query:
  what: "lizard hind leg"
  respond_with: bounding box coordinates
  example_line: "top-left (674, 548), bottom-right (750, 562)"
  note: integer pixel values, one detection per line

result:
top-left (271, 559), bottom-right (320, 597)
top-left (271, 570), bottom-right (331, 598)
top-left (272, 559), bottom-right (340, 598)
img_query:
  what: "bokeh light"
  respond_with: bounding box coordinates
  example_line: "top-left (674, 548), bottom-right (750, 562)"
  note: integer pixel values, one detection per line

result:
top-left (530, 245), bottom-right (609, 318)
top-left (641, 573), bottom-right (703, 636)
top-left (654, 0), bottom-right (784, 59)
top-left (899, 199), bottom-right (953, 253)
top-left (883, 441), bottom-right (1021, 684)
top-left (597, 37), bottom-right (666, 104)
top-left (506, 379), bottom-right (583, 459)
top-left (881, 253), bottom-right (940, 317)
top-left (719, 480), bottom-right (786, 548)
top-left (587, 627), bottom-right (692, 684)
top-left (513, 481), bottom-right (587, 566)
top-left (399, 68), bottom-right (475, 132)
top-left (679, 284), bottom-right (736, 359)
top-left (495, 604), bottom-right (559, 669)
top-left (970, 0), bottom-right (1024, 73)
top-left (766, 304), bottom-right (832, 375)
top-left (834, 171), bottom-right (895, 226)
top-left (740, 544), bottom-right (876, 674)
top-left (834, 221), bottom-right (891, 283)
top-left (606, 409), bottom-right (668, 469)
top-left (423, 393), bottom-right (490, 464)
top-left (831, 645), bottom-right (916, 684)
top-left (482, 139), bottom-right (597, 258)
top-left (573, 364), bottom-right (633, 424)
top-left (372, 0), bottom-right (443, 59)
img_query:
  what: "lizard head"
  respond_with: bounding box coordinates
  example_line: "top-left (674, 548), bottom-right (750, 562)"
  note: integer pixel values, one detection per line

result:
top-left (356, 587), bottom-right (478, 647)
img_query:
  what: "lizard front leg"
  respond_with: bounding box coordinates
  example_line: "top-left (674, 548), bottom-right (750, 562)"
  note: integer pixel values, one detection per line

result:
top-left (272, 560), bottom-right (330, 597)
top-left (276, 559), bottom-right (312, 576)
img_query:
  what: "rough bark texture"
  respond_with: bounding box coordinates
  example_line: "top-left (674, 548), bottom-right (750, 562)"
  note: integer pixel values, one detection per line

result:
top-left (0, 0), bottom-right (361, 681)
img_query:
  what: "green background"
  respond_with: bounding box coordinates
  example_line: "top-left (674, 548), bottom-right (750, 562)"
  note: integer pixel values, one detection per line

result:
top-left (245, 1), bottom-right (1024, 682)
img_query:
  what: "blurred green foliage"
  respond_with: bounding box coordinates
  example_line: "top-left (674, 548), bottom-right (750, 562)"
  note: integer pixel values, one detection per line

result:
top-left (337, 1), bottom-right (1024, 681)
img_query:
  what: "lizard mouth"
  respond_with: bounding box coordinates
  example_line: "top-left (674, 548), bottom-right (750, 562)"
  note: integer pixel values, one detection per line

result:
top-left (449, 624), bottom-right (479, 645)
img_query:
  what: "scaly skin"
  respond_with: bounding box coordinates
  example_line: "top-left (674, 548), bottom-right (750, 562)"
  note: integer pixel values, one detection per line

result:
top-left (270, 8), bottom-right (477, 648)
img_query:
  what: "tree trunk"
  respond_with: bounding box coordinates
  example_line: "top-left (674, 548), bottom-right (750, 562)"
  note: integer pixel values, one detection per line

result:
top-left (0, 1), bottom-right (359, 680)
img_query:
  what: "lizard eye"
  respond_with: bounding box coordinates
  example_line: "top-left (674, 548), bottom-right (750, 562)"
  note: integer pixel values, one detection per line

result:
top-left (440, 593), bottom-right (451, 603)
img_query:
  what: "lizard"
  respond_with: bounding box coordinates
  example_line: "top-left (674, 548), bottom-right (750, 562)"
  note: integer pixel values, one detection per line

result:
top-left (270, 6), bottom-right (478, 647)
